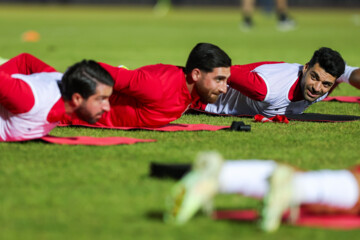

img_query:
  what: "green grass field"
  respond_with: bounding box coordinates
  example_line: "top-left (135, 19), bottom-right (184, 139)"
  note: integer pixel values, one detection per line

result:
top-left (0, 4), bottom-right (359, 240)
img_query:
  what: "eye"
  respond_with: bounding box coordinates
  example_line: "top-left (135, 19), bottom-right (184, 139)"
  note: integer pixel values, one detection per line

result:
top-left (323, 82), bottom-right (332, 88)
top-left (97, 96), bottom-right (107, 102)
top-left (215, 77), bottom-right (226, 83)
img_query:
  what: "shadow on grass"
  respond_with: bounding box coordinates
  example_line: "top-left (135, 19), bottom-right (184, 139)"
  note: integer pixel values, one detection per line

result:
top-left (145, 210), bottom-right (164, 222)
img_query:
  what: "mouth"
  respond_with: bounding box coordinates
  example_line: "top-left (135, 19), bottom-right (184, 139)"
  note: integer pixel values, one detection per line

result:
top-left (211, 93), bottom-right (221, 100)
top-left (95, 112), bottom-right (104, 119)
top-left (213, 92), bottom-right (223, 97)
top-left (306, 89), bottom-right (319, 99)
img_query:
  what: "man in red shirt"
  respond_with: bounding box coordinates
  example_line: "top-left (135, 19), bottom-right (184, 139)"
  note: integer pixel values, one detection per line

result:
top-left (0, 53), bottom-right (114, 141)
top-left (62, 43), bottom-right (232, 127)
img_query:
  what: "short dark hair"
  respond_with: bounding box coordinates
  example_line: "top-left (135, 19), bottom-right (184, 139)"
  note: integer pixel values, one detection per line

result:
top-left (185, 43), bottom-right (232, 74)
top-left (308, 47), bottom-right (345, 78)
top-left (61, 60), bottom-right (114, 100)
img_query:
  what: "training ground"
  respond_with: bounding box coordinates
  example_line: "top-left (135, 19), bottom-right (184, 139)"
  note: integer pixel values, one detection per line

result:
top-left (0, 4), bottom-right (359, 240)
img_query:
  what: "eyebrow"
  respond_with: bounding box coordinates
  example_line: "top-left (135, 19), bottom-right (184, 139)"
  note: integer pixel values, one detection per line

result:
top-left (216, 75), bottom-right (229, 80)
top-left (311, 71), bottom-right (320, 80)
top-left (312, 71), bottom-right (334, 85)
top-left (323, 80), bottom-right (334, 86)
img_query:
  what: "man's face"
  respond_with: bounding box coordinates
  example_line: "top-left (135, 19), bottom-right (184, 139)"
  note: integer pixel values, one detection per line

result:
top-left (300, 63), bottom-right (337, 102)
top-left (75, 83), bottom-right (113, 124)
top-left (194, 67), bottom-right (230, 103)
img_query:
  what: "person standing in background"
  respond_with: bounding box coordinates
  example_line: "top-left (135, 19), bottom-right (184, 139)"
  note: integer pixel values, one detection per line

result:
top-left (241, 0), bottom-right (295, 31)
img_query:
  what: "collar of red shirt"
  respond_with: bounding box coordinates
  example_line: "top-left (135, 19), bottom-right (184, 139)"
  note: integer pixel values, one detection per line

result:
top-left (288, 71), bottom-right (305, 102)
top-left (46, 98), bottom-right (71, 123)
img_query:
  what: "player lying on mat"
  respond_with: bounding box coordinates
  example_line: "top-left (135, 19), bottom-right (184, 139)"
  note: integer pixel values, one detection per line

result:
top-left (192, 47), bottom-right (360, 117)
top-left (164, 152), bottom-right (360, 232)
top-left (61, 43), bottom-right (232, 127)
top-left (0, 53), bottom-right (114, 141)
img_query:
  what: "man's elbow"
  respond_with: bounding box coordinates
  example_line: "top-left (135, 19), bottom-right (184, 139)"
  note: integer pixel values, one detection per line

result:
top-left (349, 68), bottom-right (360, 89)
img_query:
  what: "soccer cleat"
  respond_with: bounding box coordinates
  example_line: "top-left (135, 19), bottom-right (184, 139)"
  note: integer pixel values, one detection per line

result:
top-left (239, 17), bottom-right (253, 32)
top-left (260, 164), bottom-right (299, 232)
top-left (164, 151), bottom-right (223, 225)
top-left (277, 18), bottom-right (296, 31)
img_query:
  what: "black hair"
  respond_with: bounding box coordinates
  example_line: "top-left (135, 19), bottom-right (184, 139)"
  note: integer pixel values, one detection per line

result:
top-left (185, 43), bottom-right (232, 74)
top-left (61, 60), bottom-right (114, 100)
top-left (308, 47), bottom-right (345, 78)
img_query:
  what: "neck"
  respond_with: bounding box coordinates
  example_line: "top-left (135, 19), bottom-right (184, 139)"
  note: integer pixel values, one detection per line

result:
top-left (63, 99), bottom-right (75, 115)
top-left (185, 73), bottom-right (196, 95)
top-left (289, 70), bottom-right (305, 102)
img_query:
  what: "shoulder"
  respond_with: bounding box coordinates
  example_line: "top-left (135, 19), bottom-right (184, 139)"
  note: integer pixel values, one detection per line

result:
top-left (253, 62), bottom-right (302, 73)
top-left (138, 64), bottom-right (185, 81)
top-left (257, 63), bottom-right (302, 102)
top-left (231, 61), bottom-right (285, 72)
top-left (255, 63), bottom-right (302, 85)
top-left (138, 64), bottom-right (183, 72)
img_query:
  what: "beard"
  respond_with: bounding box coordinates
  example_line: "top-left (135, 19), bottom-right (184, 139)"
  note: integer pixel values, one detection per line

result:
top-left (195, 85), bottom-right (220, 104)
top-left (75, 105), bottom-right (103, 124)
top-left (301, 80), bottom-right (323, 102)
top-left (303, 89), bottom-right (321, 102)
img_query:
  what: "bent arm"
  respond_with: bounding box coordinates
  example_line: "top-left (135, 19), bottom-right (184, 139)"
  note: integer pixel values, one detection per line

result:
top-left (349, 68), bottom-right (360, 89)
top-left (99, 62), bottom-right (138, 92)
top-left (337, 65), bottom-right (360, 90)
top-left (99, 63), bottom-right (162, 102)
top-left (0, 71), bottom-right (35, 114)
top-left (0, 53), bottom-right (56, 75)
top-left (229, 62), bottom-right (282, 101)
top-left (0, 53), bottom-right (54, 114)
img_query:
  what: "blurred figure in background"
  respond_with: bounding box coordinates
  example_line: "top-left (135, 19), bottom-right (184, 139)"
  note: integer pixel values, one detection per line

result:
top-left (0, 57), bottom-right (7, 65)
top-left (154, 0), bottom-right (182, 16)
top-left (154, 0), bottom-right (172, 16)
top-left (241, 0), bottom-right (295, 31)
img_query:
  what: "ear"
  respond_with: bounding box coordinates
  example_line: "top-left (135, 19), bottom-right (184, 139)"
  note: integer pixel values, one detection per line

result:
top-left (191, 68), bottom-right (202, 82)
top-left (303, 63), bottom-right (309, 73)
top-left (71, 93), bottom-right (84, 108)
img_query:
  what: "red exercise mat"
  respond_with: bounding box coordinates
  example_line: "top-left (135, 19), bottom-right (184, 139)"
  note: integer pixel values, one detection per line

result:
top-left (214, 209), bottom-right (360, 230)
top-left (58, 123), bottom-right (229, 131)
top-left (323, 96), bottom-right (360, 103)
top-left (41, 135), bottom-right (156, 145)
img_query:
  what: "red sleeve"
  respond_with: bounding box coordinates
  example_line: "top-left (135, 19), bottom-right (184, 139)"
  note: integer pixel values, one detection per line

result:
top-left (0, 53), bottom-right (57, 114)
top-left (0, 71), bottom-right (35, 114)
top-left (99, 63), bottom-right (163, 102)
top-left (0, 53), bottom-right (56, 75)
top-left (228, 62), bottom-right (283, 101)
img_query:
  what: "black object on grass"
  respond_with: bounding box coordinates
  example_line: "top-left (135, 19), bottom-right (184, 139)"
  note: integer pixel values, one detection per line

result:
top-left (230, 121), bottom-right (251, 132)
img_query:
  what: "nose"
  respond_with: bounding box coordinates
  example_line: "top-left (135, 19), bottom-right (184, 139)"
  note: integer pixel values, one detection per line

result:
top-left (313, 81), bottom-right (321, 93)
top-left (219, 81), bottom-right (227, 94)
top-left (103, 100), bottom-right (111, 112)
